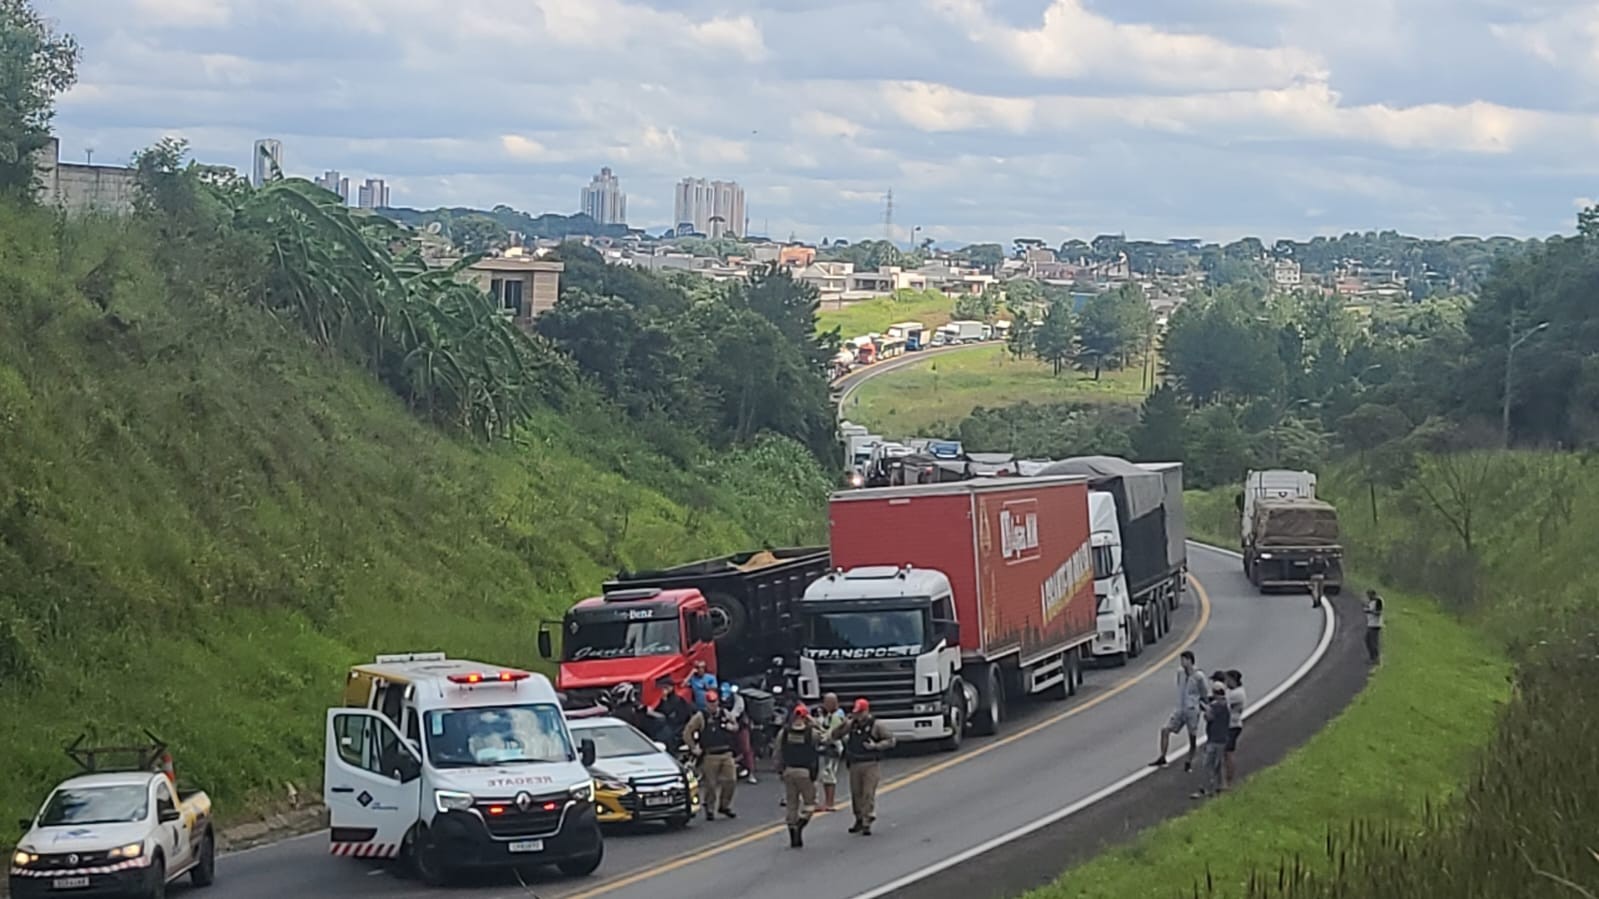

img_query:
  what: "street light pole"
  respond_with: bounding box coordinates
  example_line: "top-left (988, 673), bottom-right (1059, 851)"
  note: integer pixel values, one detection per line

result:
top-left (1502, 318), bottom-right (1549, 448)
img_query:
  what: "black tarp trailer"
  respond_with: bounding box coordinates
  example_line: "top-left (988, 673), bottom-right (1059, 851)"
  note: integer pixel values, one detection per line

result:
top-left (1036, 456), bottom-right (1187, 643)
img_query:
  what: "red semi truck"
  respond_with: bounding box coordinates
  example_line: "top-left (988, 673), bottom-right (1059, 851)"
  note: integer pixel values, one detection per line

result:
top-left (795, 476), bottom-right (1097, 750)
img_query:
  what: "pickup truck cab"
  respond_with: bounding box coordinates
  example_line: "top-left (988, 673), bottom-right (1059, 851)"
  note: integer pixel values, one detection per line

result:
top-left (10, 766), bottom-right (215, 899)
top-left (327, 652), bottom-right (603, 886)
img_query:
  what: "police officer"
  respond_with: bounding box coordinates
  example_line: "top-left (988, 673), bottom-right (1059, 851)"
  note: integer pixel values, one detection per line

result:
top-left (833, 698), bottom-right (895, 835)
top-left (684, 690), bottom-right (740, 820)
top-left (776, 704), bottom-right (820, 848)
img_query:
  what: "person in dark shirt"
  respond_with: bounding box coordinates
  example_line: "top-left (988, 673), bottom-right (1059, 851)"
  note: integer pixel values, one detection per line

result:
top-left (1191, 682), bottom-right (1232, 799)
top-left (776, 705), bottom-right (821, 848)
top-left (651, 676), bottom-right (692, 748)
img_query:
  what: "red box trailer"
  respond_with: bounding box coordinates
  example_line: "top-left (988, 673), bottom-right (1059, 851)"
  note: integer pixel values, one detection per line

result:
top-left (811, 476), bottom-right (1097, 743)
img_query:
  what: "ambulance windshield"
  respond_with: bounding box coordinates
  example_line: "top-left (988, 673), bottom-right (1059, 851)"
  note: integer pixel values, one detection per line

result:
top-left (423, 704), bottom-right (573, 767)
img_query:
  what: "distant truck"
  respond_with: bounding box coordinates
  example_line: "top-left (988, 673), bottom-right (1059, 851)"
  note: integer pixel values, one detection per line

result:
top-left (940, 320), bottom-right (987, 344)
top-left (886, 321), bottom-right (926, 350)
top-left (796, 477), bottom-right (1098, 750)
top-left (11, 736), bottom-right (215, 899)
top-left (1244, 498), bottom-right (1344, 593)
top-left (1036, 457), bottom-right (1186, 664)
top-left (1239, 469), bottom-right (1317, 551)
top-left (538, 548), bottom-right (831, 707)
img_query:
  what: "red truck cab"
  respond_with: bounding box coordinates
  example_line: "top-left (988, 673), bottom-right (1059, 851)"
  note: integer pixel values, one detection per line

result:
top-left (538, 587), bottom-right (717, 709)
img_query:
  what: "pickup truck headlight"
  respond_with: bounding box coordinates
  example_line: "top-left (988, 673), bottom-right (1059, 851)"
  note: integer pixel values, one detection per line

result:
top-left (107, 842), bottom-right (144, 859)
top-left (12, 850), bottom-right (38, 866)
top-left (434, 790), bottom-right (475, 813)
top-left (569, 781), bottom-right (594, 802)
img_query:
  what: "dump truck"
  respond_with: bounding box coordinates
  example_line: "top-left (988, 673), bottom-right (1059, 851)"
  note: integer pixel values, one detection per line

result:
top-left (795, 477), bottom-right (1097, 750)
top-left (1243, 497), bottom-right (1343, 593)
top-left (538, 548), bottom-right (831, 708)
top-left (1238, 469), bottom-right (1317, 561)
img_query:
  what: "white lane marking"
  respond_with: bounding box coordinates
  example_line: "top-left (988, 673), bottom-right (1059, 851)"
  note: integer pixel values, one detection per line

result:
top-left (846, 541), bottom-right (1336, 899)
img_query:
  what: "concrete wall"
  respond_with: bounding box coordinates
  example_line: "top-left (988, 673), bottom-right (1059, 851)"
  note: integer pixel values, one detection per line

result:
top-left (33, 138), bottom-right (136, 215)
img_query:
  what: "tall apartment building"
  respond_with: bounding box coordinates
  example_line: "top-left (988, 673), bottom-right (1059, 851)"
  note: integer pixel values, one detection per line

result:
top-left (315, 169), bottom-right (351, 203)
top-left (580, 167), bottom-right (627, 225)
top-left (251, 138), bottom-right (283, 188)
top-left (357, 178), bottom-right (390, 209)
top-left (673, 177), bottom-right (744, 238)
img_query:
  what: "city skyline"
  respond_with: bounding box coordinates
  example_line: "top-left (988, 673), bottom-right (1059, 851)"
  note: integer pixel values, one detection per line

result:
top-left (46, 1), bottom-right (1599, 244)
top-left (580, 167), bottom-right (627, 226)
top-left (673, 177), bottom-right (746, 238)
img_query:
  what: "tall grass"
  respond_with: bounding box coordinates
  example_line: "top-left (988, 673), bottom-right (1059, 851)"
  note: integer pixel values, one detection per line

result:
top-left (0, 207), bottom-right (829, 830)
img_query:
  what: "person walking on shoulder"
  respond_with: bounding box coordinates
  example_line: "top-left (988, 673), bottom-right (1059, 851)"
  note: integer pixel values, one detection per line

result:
top-left (1150, 651), bottom-right (1206, 771)
top-left (814, 693), bottom-right (846, 811)
top-left (834, 698), bottom-right (895, 835)
top-left (1364, 590), bottom-right (1385, 664)
top-left (1307, 556), bottom-right (1328, 608)
top-left (1223, 670), bottom-right (1245, 788)
top-left (683, 690), bottom-right (740, 820)
top-left (777, 704), bottom-right (821, 848)
top-left (1191, 681), bottom-right (1232, 799)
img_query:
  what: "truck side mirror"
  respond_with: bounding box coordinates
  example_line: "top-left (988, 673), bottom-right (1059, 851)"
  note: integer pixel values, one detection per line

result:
top-left (579, 738), bottom-right (597, 768)
top-left (537, 627), bottom-right (554, 660)
top-left (159, 808), bottom-right (181, 824)
top-left (937, 620), bottom-right (960, 646)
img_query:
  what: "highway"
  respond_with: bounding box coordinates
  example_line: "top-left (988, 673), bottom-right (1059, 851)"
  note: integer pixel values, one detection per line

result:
top-left (214, 542), bottom-right (1331, 899)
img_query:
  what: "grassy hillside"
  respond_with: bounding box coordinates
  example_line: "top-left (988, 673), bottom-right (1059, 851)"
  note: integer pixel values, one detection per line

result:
top-left (816, 289), bottom-right (956, 337)
top-left (0, 208), bottom-right (829, 830)
top-left (846, 345), bottom-right (1149, 437)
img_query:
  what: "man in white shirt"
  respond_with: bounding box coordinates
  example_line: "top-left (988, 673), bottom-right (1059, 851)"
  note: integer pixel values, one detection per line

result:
top-left (1364, 590), bottom-right (1385, 664)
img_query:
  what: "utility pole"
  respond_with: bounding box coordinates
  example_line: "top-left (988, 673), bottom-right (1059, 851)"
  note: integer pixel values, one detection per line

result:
top-left (84, 148), bottom-right (93, 165)
top-left (883, 189), bottom-right (894, 244)
top-left (1502, 316), bottom-right (1549, 448)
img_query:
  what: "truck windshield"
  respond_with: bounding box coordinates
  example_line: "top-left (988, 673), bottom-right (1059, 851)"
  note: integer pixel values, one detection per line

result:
top-left (564, 618), bottom-right (680, 661)
top-left (39, 785), bottom-right (148, 826)
top-left (807, 609), bottom-right (927, 654)
top-left (423, 704), bottom-right (573, 767)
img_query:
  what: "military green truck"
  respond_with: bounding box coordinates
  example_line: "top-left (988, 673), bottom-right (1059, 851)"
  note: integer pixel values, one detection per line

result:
top-left (1242, 497), bottom-right (1343, 594)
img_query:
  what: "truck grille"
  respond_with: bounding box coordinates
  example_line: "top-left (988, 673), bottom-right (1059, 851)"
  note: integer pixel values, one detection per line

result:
top-left (476, 795), bottom-right (569, 838)
top-left (815, 659), bottom-right (919, 715)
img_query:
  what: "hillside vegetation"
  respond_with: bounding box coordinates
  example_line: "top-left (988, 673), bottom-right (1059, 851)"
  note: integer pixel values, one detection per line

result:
top-left (0, 203), bottom-right (830, 830)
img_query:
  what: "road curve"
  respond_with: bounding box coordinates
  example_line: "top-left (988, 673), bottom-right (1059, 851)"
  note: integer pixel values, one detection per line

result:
top-left (833, 343), bottom-right (978, 415)
top-left (213, 543), bottom-right (1330, 899)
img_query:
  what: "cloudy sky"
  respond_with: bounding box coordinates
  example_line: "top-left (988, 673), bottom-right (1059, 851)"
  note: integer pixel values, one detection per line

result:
top-left (39, 0), bottom-right (1599, 244)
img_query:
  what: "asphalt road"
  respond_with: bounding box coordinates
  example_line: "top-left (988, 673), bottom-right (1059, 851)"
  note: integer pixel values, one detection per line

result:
top-left (833, 342), bottom-right (979, 414)
top-left (210, 542), bottom-right (1330, 899)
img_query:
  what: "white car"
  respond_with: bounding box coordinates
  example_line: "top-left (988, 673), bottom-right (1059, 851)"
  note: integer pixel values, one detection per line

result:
top-left (10, 770), bottom-right (215, 899)
top-left (568, 716), bottom-right (699, 829)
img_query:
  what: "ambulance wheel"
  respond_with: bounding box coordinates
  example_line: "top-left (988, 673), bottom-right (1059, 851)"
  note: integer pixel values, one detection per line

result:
top-left (558, 844), bottom-right (604, 877)
top-left (408, 824), bottom-right (451, 887)
top-left (971, 665), bottom-right (1003, 736)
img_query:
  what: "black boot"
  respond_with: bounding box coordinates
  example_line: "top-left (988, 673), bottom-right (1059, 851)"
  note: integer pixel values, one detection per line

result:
top-left (788, 825), bottom-right (801, 848)
top-left (848, 820), bottom-right (863, 834)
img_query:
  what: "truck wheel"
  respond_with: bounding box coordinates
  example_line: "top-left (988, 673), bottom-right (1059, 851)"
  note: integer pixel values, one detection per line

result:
top-left (1127, 618), bottom-right (1143, 659)
top-left (971, 665), bottom-right (1003, 736)
top-left (190, 831), bottom-right (216, 887)
top-left (1110, 651), bottom-right (1129, 668)
top-left (144, 856), bottom-right (166, 899)
top-left (557, 842), bottom-right (604, 877)
top-left (703, 591), bottom-right (749, 645)
top-left (1161, 603), bottom-right (1172, 637)
top-left (1065, 652), bottom-right (1080, 696)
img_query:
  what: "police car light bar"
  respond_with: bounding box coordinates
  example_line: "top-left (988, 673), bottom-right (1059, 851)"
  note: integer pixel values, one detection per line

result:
top-left (447, 671), bottom-right (530, 685)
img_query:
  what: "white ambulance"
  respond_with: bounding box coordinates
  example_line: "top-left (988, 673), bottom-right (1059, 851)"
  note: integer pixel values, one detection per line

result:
top-left (325, 652), bottom-right (603, 886)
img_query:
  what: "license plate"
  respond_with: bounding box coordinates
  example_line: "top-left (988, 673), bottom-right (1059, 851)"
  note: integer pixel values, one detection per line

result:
top-left (507, 839), bottom-right (545, 853)
top-left (52, 877), bottom-right (91, 889)
top-left (643, 794), bottom-right (675, 807)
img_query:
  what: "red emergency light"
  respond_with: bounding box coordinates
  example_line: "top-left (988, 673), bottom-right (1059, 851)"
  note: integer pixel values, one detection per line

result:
top-left (447, 670), bottom-right (530, 685)
top-left (487, 805), bottom-right (506, 816)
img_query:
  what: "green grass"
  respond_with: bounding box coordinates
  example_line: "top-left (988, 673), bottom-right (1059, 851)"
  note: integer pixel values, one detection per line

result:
top-left (845, 345), bottom-right (1150, 437)
top-left (816, 289), bottom-right (956, 337)
top-left (1030, 535), bottom-right (1508, 898)
top-left (0, 207), bottom-right (830, 831)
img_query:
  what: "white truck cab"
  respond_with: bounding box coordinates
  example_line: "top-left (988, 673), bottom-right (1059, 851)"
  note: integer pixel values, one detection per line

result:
top-left (1088, 490), bottom-right (1145, 664)
top-left (325, 652), bottom-right (603, 886)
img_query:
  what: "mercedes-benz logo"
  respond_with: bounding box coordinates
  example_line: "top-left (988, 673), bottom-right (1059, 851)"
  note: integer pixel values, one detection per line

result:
top-left (514, 791), bottom-right (533, 812)
top-left (66, 854), bottom-right (78, 865)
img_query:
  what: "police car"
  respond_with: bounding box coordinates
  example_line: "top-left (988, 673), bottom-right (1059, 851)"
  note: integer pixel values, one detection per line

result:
top-left (567, 716), bottom-right (698, 829)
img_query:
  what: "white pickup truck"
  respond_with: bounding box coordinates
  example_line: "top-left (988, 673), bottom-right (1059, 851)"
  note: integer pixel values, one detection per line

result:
top-left (9, 738), bottom-right (215, 899)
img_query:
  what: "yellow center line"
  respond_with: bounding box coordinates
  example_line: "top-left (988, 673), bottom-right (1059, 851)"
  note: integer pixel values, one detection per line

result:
top-left (553, 576), bottom-right (1214, 899)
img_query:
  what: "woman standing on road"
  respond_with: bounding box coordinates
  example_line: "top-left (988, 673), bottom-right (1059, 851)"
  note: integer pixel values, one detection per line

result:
top-left (1223, 670), bottom-right (1245, 788)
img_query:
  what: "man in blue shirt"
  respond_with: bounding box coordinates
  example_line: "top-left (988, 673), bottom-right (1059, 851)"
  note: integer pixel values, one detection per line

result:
top-left (687, 659), bottom-right (719, 711)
